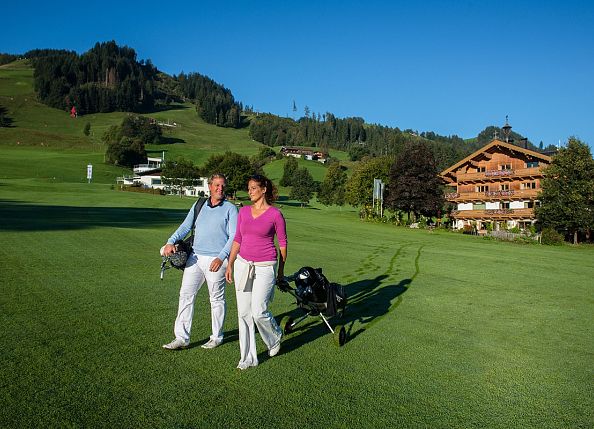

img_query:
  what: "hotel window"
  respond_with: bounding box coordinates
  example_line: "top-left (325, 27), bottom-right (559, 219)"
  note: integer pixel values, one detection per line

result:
top-left (526, 161), bottom-right (539, 168)
top-left (476, 185), bottom-right (489, 192)
top-left (523, 182), bottom-right (537, 189)
top-left (500, 184), bottom-right (510, 191)
top-left (525, 201), bottom-right (534, 209)
top-left (499, 164), bottom-right (512, 170)
top-left (477, 166), bottom-right (486, 172)
top-left (473, 203), bottom-right (486, 210)
top-left (501, 202), bottom-right (510, 209)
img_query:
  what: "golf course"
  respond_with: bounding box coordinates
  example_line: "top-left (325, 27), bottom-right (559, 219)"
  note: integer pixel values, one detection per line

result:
top-left (1, 60), bottom-right (593, 428)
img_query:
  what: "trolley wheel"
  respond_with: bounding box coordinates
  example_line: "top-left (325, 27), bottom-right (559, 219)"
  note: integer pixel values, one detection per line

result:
top-left (333, 324), bottom-right (347, 346)
top-left (280, 316), bottom-right (294, 335)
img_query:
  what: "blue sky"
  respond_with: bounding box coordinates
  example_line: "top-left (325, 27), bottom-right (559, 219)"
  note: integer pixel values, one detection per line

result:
top-left (2, 0), bottom-right (593, 148)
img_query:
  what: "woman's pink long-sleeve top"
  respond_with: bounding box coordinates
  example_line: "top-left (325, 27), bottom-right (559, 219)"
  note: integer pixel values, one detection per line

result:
top-left (234, 205), bottom-right (287, 262)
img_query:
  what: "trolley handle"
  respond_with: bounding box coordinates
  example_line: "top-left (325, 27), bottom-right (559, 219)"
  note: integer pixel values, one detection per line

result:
top-left (277, 273), bottom-right (297, 292)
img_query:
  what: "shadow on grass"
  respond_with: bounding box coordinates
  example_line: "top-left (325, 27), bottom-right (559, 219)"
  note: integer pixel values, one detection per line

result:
top-left (139, 104), bottom-right (191, 113)
top-left (0, 105), bottom-right (14, 127)
top-left (183, 328), bottom-right (240, 350)
top-left (0, 199), bottom-right (188, 231)
top-left (277, 202), bottom-right (320, 210)
top-left (159, 136), bottom-right (186, 145)
top-left (272, 274), bottom-right (411, 357)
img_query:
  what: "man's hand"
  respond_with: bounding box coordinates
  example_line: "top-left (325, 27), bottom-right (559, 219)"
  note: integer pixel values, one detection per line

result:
top-left (162, 244), bottom-right (177, 256)
top-left (209, 257), bottom-right (224, 272)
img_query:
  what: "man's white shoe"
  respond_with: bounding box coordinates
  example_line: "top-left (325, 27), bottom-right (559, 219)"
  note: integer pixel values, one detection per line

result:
top-left (269, 341), bottom-right (281, 357)
top-left (162, 339), bottom-right (188, 350)
top-left (200, 339), bottom-right (222, 349)
top-left (237, 361), bottom-right (257, 370)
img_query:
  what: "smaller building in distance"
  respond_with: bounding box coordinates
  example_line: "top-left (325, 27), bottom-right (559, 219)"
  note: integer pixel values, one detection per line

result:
top-left (117, 155), bottom-right (209, 196)
top-left (440, 138), bottom-right (552, 232)
top-left (280, 146), bottom-right (329, 163)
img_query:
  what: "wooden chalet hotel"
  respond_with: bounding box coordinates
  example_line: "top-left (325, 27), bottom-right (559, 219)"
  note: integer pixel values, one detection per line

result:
top-left (440, 121), bottom-right (552, 232)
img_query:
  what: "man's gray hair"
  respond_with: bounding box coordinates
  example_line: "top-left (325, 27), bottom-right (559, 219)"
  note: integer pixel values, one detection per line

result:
top-left (208, 173), bottom-right (227, 184)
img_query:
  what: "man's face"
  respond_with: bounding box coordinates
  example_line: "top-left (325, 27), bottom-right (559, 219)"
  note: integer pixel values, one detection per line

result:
top-left (209, 177), bottom-right (226, 201)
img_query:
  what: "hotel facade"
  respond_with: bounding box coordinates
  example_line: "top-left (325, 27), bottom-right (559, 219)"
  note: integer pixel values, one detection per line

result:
top-left (440, 139), bottom-right (552, 231)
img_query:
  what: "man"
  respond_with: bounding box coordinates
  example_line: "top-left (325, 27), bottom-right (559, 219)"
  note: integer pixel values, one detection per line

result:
top-left (162, 173), bottom-right (238, 350)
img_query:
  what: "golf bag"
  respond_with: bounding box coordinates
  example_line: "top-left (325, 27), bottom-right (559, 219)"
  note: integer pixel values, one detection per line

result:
top-left (160, 197), bottom-right (206, 279)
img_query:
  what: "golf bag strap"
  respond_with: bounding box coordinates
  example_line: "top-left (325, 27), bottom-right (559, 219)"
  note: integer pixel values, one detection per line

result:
top-left (326, 283), bottom-right (338, 317)
top-left (191, 197), bottom-right (207, 237)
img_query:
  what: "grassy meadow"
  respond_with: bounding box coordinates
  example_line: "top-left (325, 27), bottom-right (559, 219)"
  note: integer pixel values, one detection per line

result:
top-left (1, 61), bottom-right (593, 428)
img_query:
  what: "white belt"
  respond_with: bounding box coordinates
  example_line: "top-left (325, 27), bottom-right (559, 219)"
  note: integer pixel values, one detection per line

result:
top-left (235, 255), bottom-right (276, 291)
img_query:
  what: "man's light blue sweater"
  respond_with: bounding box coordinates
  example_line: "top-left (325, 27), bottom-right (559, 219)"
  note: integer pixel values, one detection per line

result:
top-left (167, 199), bottom-right (238, 261)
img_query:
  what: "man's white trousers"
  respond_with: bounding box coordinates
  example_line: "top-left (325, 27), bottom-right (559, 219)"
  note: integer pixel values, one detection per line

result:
top-left (174, 254), bottom-right (227, 344)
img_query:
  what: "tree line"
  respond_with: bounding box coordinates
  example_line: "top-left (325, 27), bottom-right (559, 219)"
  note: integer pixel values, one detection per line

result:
top-left (0, 53), bottom-right (19, 66)
top-left (247, 112), bottom-right (538, 171)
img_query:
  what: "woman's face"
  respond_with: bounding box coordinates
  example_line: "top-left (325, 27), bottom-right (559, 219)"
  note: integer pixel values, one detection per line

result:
top-left (248, 180), bottom-right (266, 202)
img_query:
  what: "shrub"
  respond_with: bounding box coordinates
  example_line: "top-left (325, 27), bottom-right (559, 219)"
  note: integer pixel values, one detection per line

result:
top-left (462, 224), bottom-right (473, 235)
top-left (541, 227), bottom-right (564, 245)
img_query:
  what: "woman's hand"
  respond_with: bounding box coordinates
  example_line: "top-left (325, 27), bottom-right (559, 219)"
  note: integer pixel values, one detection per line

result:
top-left (276, 269), bottom-right (284, 285)
top-left (225, 264), bottom-right (233, 284)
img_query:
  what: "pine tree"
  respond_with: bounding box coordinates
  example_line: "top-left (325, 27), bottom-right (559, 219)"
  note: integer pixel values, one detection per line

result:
top-left (280, 156), bottom-right (299, 187)
top-left (318, 162), bottom-right (346, 206)
top-left (289, 167), bottom-right (315, 206)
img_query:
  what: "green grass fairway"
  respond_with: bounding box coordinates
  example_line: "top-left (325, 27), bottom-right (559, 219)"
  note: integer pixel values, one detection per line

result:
top-left (1, 178), bottom-right (593, 428)
top-left (1, 60), bottom-right (593, 428)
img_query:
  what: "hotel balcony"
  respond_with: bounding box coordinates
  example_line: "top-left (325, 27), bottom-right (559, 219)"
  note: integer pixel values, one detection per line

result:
top-left (445, 188), bottom-right (540, 202)
top-left (455, 166), bottom-right (545, 184)
top-left (450, 208), bottom-right (535, 220)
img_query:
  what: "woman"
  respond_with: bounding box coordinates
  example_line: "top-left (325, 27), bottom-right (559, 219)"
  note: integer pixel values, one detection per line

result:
top-left (225, 175), bottom-right (287, 370)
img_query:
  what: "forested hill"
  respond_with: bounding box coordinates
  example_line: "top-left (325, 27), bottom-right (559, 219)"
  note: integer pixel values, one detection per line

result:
top-left (8, 40), bottom-right (556, 169)
top-left (24, 41), bottom-right (243, 128)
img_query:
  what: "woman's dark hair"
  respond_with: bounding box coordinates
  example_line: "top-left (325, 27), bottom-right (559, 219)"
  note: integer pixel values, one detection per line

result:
top-left (248, 174), bottom-right (278, 204)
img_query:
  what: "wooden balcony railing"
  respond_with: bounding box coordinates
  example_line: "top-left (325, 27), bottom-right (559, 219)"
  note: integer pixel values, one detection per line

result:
top-left (455, 166), bottom-right (545, 183)
top-left (450, 208), bottom-right (535, 219)
top-left (445, 188), bottom-right (539, 202)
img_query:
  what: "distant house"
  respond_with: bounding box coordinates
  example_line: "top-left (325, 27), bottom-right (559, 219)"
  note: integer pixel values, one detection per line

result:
top-left (280, 146), bottom-right (329, 163)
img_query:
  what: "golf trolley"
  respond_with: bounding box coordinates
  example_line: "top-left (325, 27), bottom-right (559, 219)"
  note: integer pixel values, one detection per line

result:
top-left (277, 267), bottom-right (348, 346)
